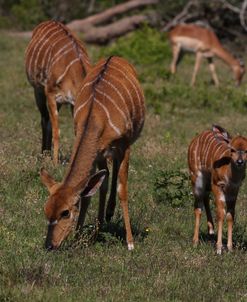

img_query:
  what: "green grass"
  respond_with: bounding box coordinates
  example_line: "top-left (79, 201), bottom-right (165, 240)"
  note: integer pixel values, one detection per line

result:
top-left (1, 27), bottom-right (247, 301)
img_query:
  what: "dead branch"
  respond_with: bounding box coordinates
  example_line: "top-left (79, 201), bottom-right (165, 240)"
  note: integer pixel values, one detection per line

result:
top-left (240, 0), bottom-right (247, 31)
top-left (83, 15), bottom-right (148, 44)
top-left (219, 0), bottom-right (240, 13)
top-left (161, 0), bottom-right (199, 32)
top-left (67, 0), bottom-right (158, 32)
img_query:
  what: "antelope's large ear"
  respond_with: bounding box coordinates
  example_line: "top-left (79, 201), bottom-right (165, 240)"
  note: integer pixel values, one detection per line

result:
top-left (80, 169), bottom-right (108, 197)
top-left (212, 124), bottom-right (231, 143)
top-left (40, 168), bottom-right (57, 192)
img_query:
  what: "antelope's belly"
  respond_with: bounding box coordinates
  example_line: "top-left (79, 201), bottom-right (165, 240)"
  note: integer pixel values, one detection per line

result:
top-left (174, 36), bottom-right (204, 52)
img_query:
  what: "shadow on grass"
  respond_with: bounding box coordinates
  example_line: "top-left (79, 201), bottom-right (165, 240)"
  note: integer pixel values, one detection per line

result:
top-left (62, 219), bottom-right (149, 251)
top-left (199, 231), bottom-right (247, 252)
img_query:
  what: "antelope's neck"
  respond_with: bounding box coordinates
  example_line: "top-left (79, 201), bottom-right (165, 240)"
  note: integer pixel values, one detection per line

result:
top-left (63, 116), bottom-right (101, 190)
top-left (213, 45), bottom-right (239, 69)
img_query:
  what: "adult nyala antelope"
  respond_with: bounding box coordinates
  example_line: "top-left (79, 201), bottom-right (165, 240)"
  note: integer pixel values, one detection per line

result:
top-left (188, 125), bottom-right (247, 254)
top-left (25, 20), bottom-right (91, 164)
top-left (168, 23), bottom-right (245, 86)
top-left (40, 56), bottom-right (145, 251)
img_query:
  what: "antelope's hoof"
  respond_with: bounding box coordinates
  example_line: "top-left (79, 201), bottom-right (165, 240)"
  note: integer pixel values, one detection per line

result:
top-left (128, 243), bottom-right (134, 251)
top-left (216, 247), bottom-right (222, 255)
top-left (192, 239), bottom-right (199, 248)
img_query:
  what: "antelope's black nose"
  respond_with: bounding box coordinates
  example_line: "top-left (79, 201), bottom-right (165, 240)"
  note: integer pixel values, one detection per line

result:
top-left (236, 159), bottom-right (244, 166)
top-left (45, 243), bottom-right (54, 251)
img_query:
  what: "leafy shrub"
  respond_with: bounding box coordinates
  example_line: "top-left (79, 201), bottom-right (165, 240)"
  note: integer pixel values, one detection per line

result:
top-left (153, 169), bottom-right (192, 208)
top-left (10, 0), bottom-right (45, 30)
top-left (98, 25), bottom-right (171, 66)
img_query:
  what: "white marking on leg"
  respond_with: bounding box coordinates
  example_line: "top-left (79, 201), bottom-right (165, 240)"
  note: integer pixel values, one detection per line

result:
top-left (195, 171), bottom-right (204, 195)
top-left (128, 243), bottom-right (134, 251)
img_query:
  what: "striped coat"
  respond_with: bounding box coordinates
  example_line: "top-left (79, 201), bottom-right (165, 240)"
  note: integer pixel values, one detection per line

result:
top-left (41, 56), bottom-right (145, 251)
top-left (188, 125), bottom-right (247, 254)
top-left (25, 20), bottom-right (91, 164)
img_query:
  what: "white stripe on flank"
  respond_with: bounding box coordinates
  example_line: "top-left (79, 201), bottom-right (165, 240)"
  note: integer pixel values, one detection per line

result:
top-left (213, 143), bottom-right (224, 162)
top-left (76, 79), bottom-right (98, 99)
top-left (106, 66), bottom-right (136, 117)
top-left (193, 136), bottom-right (200, 171)
top-left (41, 34), bottom-right (67, 71)
top-left (200, 133), bottom-right (211, 168)
top-left (56, 58), bottom-right (80, 84)
top-left (28, 26), bottom-right (63, 77)
top-left (101, 78), bottom-right (132, 127)
top-left (48, 41), bottom-right (74, 71)
top-left (111, 61), bottom-right (144, 120)
top-left (25, 22), bottom-right (54, 59)
top-left (95, 98), bottom-right (121, 136)
top-left (73, 95), bottom-right (93, 119)
top-left (95, 87), bottom-right (132, 131)
top-left (33, 28), bottom-right (65, 79)
top-left (47, 48), bottom-right (75, 78)
top-left (203, 135), bottom-right (215, 167)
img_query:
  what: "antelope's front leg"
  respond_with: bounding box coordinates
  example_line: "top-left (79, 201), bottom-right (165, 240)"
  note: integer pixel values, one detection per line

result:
top-left (226, 199), bottom-right (236, 252)
top-left (46, 92), bottom-right (59, 165)
top-left (212, 184), bottom-right (226, 254)
top-left (118, 147), bottom-right (134, 250)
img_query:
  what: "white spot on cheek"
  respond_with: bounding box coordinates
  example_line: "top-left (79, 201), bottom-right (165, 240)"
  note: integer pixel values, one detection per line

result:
top-left (48, 220), bottom-right (58, 225)
top-left (55, 110), bottom-right (58, 116)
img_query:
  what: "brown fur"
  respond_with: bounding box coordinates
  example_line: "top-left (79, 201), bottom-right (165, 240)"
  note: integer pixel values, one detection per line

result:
top-left (41, 56), bottom-right (145, 250)
top-left (188, 125), bottom-right (247, 254)
top-left (25, 20), bottom-right (91, 164)
top-left (169, 24), bottom-right (245, 86)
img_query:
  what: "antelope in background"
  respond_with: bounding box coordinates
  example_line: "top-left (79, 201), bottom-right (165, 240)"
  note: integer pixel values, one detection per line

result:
top-left (168, 23), bottom-right (245, 87)
top-left (40, 56), bottom-right (145, 251)
top-left (188, 125), bottom-right (247, 254)
top-left (25, 20), bottom-right (91, 164)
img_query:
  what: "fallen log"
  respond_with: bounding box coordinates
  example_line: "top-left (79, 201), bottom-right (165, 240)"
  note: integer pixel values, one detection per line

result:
top-left (83, 15), bottom-right (148, 44)
top-left (67, 0), bottom-right (158, 31)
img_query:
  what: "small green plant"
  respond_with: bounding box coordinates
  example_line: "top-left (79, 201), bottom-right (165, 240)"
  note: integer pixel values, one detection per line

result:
top-left (153, 169), bottom-right (192, 208)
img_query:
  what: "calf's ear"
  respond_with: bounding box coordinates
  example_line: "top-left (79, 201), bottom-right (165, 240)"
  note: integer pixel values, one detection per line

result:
top-left (79, 169), bottom-right (108, 197)
top-left (40, 168), bottom-right (57, 193)
top-left (212, 124), bottom-right (231, 143)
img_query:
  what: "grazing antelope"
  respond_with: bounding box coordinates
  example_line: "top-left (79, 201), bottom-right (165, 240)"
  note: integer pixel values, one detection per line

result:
top-left (40, 56), bottom-right (145, 251)
top-left (25, 20), bottom-right (91, 164)
top-left (168, 23), bottom-right (245, 86)
top-left (188, 125), bottom-right (247, 254)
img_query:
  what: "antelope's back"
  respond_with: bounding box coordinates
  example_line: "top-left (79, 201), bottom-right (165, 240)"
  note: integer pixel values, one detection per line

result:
top-left (25, 20), bottom-right (91, 87)
top-left (74, 56), bottom-right (145, 144)
top-left (188, 130), bottom-right (230, 174)
top-left (169, 24), bottom-right (220, 49)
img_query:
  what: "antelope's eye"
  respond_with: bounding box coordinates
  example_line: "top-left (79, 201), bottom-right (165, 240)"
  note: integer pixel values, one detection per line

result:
top-left (60, 210), bottom-right (70, 219)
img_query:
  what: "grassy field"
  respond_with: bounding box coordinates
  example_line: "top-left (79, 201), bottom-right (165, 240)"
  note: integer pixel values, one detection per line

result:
top-left (1, 27), bottom-right (247, 301)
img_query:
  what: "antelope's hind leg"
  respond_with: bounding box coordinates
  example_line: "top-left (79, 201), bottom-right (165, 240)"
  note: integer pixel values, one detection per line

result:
top-left (117, 147), bottom-right (134, 250)
top-left (97, 158), bottom-right (109, 225)
top-left (192, 171), bottom-right (205, 246)
top-left (106, 157), bottom-right (120, 223)
top-left (34, 86), bottom-right (52, 154)
top-left (170, 44), bottom-right (181, 74)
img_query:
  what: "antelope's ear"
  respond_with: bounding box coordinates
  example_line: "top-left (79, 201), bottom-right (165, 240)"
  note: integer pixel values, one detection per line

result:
top-left (80, 169), bottom-right (108, 197)
top-left (40, 168), bottom-right (57, 192)
top-left (212, 124), bottom-right (231, 143)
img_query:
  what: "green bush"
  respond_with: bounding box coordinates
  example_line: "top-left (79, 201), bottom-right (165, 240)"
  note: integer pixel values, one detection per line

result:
top-left (11, 0), bottom-right (45, 30)
top-left (98, 26), bottom-right (171, 66)
top-left (153, 169), bottom-right (192, 208)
